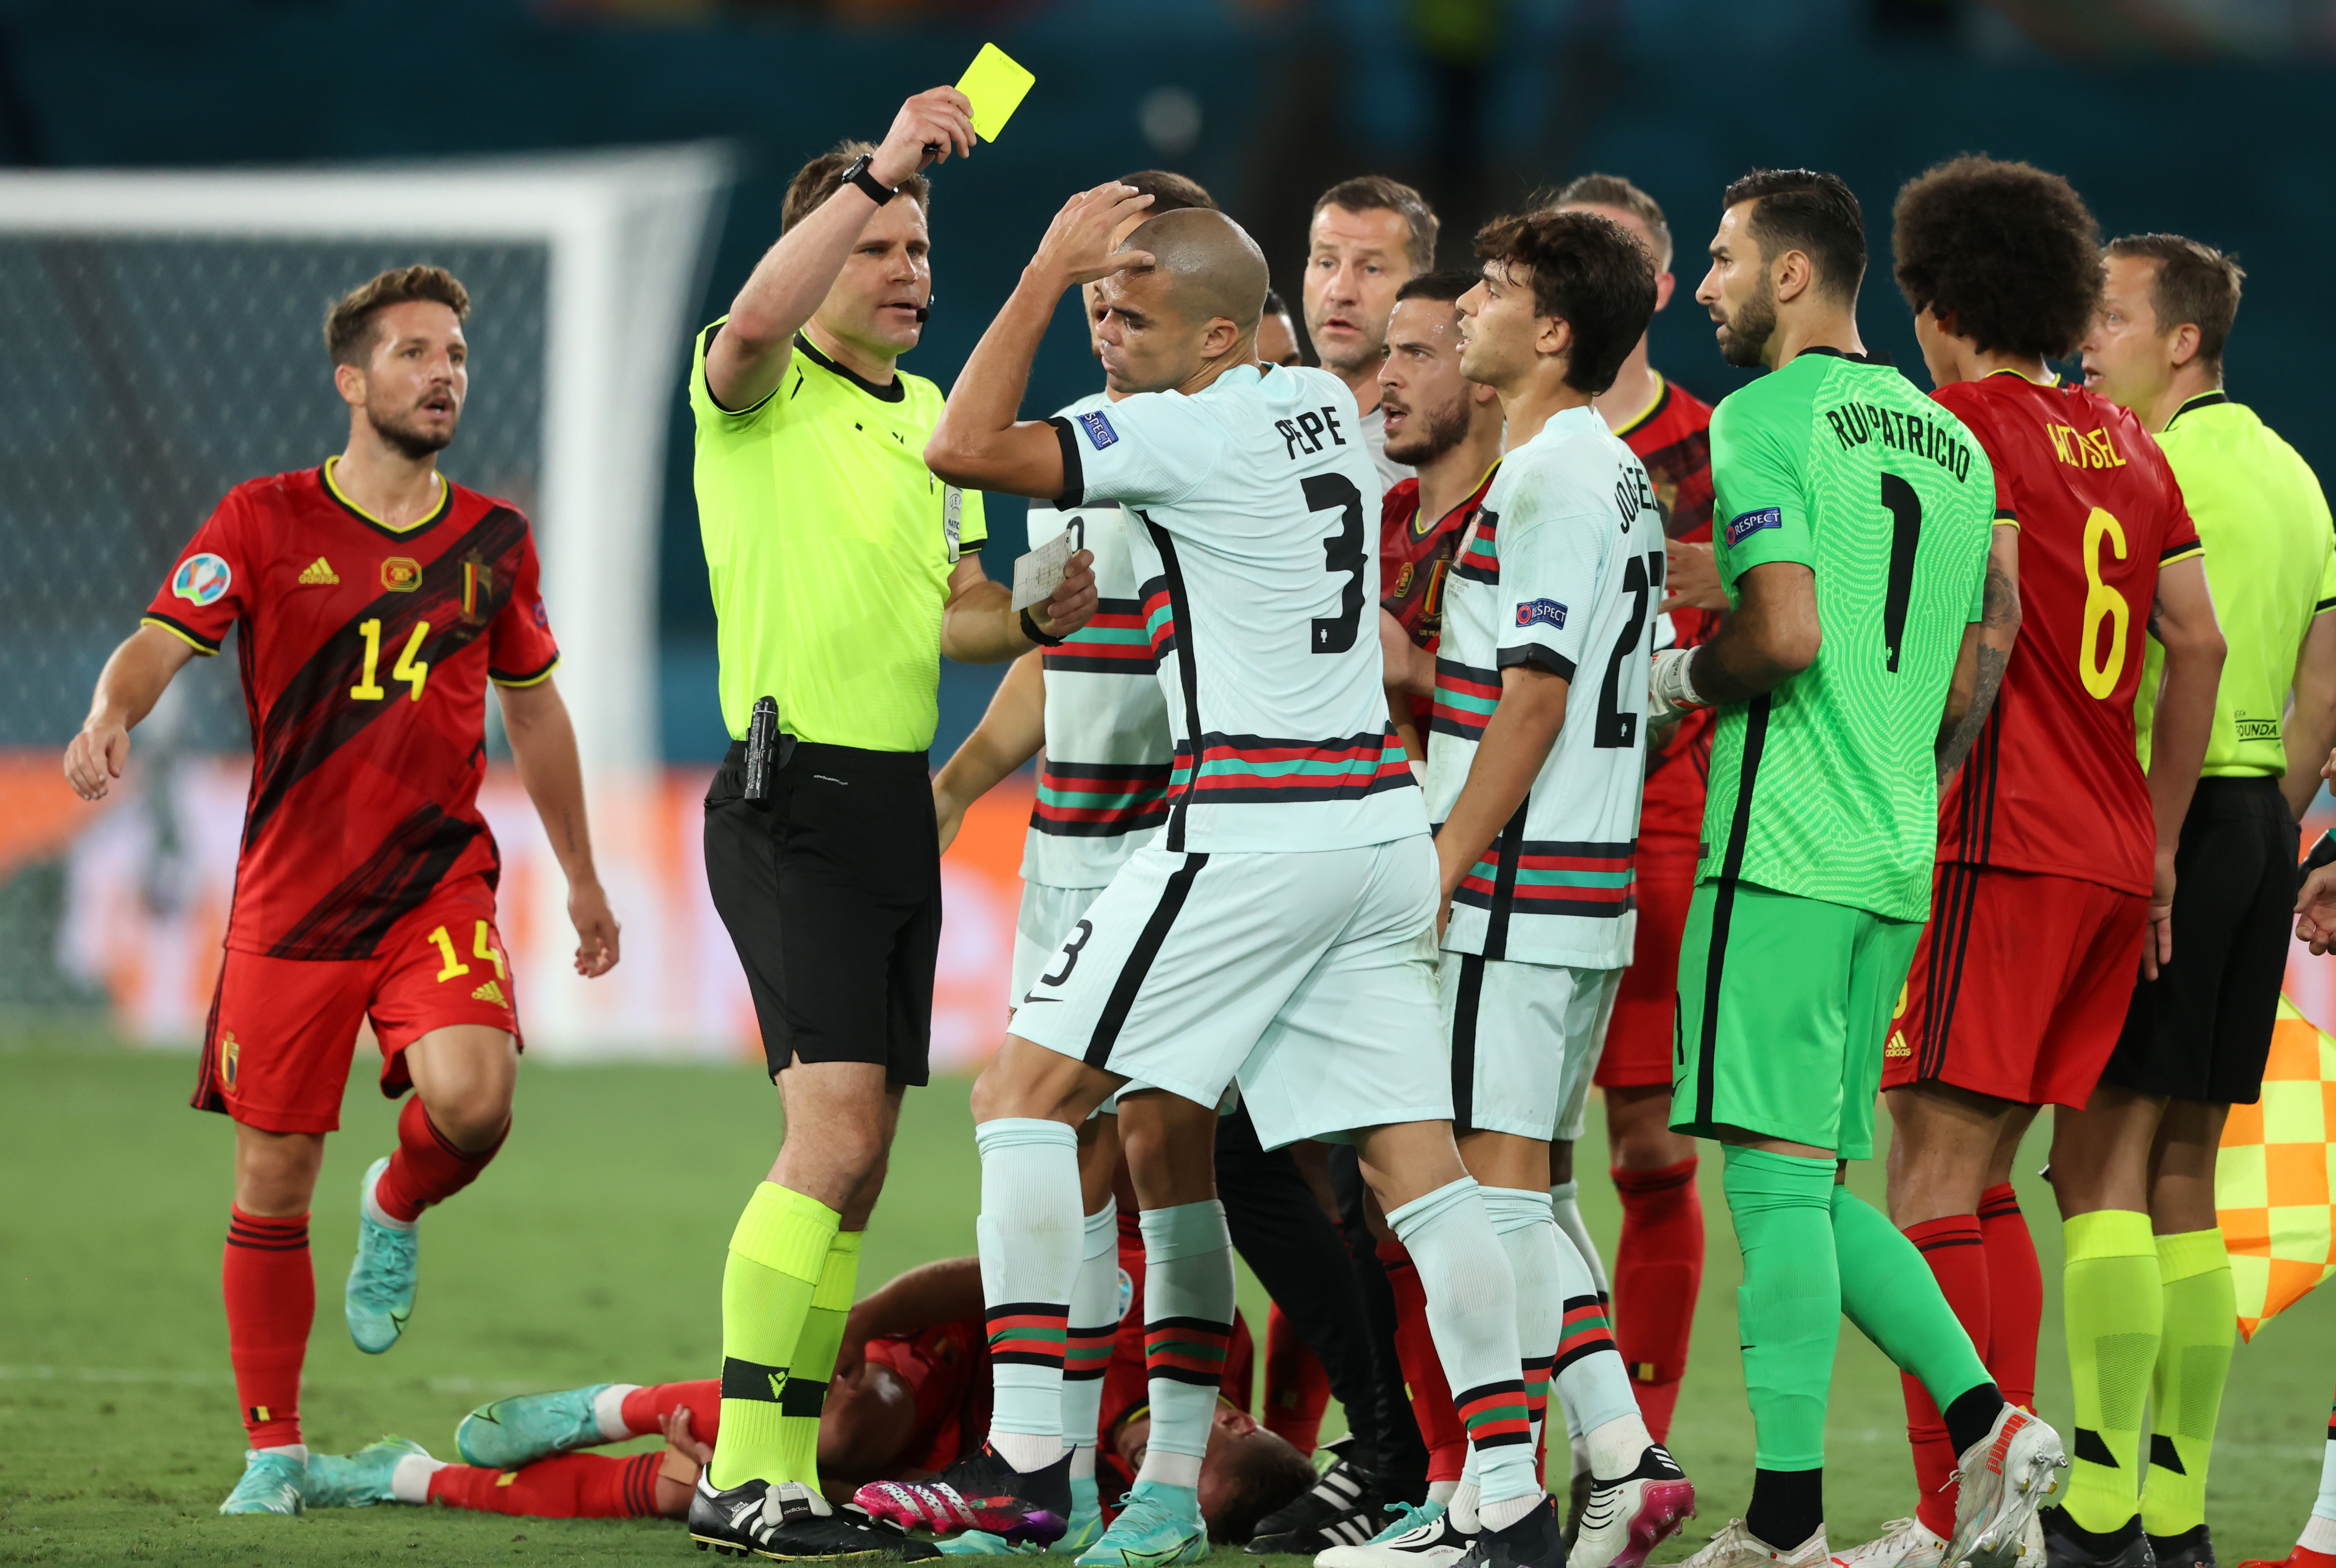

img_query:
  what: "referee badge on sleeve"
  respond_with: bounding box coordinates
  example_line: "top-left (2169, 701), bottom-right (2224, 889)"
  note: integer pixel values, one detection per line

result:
top-left (944, 485), bottom-right (964, 563)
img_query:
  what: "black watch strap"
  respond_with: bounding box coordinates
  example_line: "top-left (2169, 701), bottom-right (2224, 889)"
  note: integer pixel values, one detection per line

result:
top-left (1020, 606), bottom-right (1065, 648)
top-left (844, 153), bottom-right (895, 207)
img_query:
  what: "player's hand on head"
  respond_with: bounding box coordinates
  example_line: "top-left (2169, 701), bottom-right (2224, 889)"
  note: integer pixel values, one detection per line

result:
top-left (1032, 184), bottom-right (1155, 291)
top-left (872, 87), bottom-right (976, 185)
top-left (63, 723), bottom-right (130, 802)
top-left (2298, 864), bottom-right (2336, 956)
top-left (1659, 540), bottom-right (1727, 614)
top-left (568, 878), bottom-right (621, 977)
top-left (1033, 549), bottom-right (1098, 640)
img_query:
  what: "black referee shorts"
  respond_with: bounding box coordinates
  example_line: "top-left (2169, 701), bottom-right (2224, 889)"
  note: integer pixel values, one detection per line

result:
top-left (704, 739), bottom-right (941, 1086)
top-left (2098, 775), bottom-right (2298, 1106)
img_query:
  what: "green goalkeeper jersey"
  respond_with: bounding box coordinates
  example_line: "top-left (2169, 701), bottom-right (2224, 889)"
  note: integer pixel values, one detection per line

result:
top-left (1699, 348), bottom-right (1994, 922)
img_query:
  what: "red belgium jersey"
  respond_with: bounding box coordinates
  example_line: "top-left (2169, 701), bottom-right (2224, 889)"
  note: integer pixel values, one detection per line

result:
top-left (143, 461), bottom-right (559, 961)
top-left (1381, 464), bottom-right (1498, 735)
top-left (1931, 373), bottom-right (2200, 896)
top-left (1618, 375), bottom-right (1718, 858)
top-left (865, 1314), bottom-right (993, 1476)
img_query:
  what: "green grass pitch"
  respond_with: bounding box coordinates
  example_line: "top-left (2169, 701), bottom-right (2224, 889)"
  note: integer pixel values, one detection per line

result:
top-left (4, 1034), bottom-right (2335, 1566)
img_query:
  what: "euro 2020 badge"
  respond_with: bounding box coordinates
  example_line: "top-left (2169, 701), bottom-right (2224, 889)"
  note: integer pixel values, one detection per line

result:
top-left (172, 552), bottom-right (232, 607)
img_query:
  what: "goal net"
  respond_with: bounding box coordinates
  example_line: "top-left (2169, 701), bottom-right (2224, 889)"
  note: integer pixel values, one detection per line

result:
top-left (0, 148), bottom-right (733, 1054)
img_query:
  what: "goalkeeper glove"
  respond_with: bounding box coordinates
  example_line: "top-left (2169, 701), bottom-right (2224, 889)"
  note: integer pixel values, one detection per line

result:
top-left (1648, 647), bottom-right (1708, 726)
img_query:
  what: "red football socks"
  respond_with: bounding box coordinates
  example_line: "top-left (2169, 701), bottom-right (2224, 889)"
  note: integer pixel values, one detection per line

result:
top-left (1610, 1158), bottom-right (1703, 1443)
top-left (1901, 1214), bottom-right (1990, 1539)
top-left (1378, 1236), bottom-right (1467, 1484)
top-left (427, 1452), bottom-right (662, 1517)
top-left (224, 1206), bottom-right (312, 1449)
top-left (1979, 1183), bottom-right (2041, 1411)
top-left (375, 1095), bottom-right (506, 1224)
top-left (618, 1379), bottom-right (721, 1443)
top-left (1262, 1301), bottom-right (1331, 1454)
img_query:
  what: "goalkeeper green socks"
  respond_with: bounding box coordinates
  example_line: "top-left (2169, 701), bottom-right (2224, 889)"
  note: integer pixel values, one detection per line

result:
top-left (2060, 1209), bottom-right (2162, 1533)
top-left (710, 1183), bottom-right (839, 1489)
top-left (2140, 1228), bottom-right (2233, 1539)
top-left (1722, 1147), bottom-right (1839, 1475)
top-left (774, 1229), bottom-right (863, 1485)
top-left (1831, 1186), bottom-right (1995, 1431)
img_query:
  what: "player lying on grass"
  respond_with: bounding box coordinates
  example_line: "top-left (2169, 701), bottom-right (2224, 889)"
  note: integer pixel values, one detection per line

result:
top-left (301, 1256), bottom-right (1313, 1544)
top-left (892, 189), bottom-right (1576, 1568)
top-left (1654, 168), bottom-right (2065, 1568)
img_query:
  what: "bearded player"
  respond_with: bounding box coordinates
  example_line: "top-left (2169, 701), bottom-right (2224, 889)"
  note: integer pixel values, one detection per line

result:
top-left (1825, 157), bottom-right (2222, 1568)
top-left (62, 265), bottom-right (621, 1516)
top-left (1544, 171), bottom-right (1719, 1452)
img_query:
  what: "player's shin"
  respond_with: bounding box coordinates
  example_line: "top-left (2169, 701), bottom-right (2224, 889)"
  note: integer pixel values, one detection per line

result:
top-left (1611, 1158), bottom-right (1702, 1442)
top-left (709, 1183), bottom-right (840, 1489)
top-left (374, 1094), bottom-right (505, 1222)
top-left (1378, 1236), bottom-right (1469, 1497)
top-left (2058, 1210), bottom-right (2160, 1533)
top-left (1063, 1198), bottom-right (1121, 1487)
top-left (1136, 1201), bottom-right (1235, 1490)
top-left (1894, 1214), bottom-right (1992, 1540)
top-left (2138, 1229), bottom-right (2234, 1542)
top-left (1385, 1177), bottom-right (1538, 1531)
top-left (225, 1206), bottom-right (313, 1454)
top-left (1723, 1147), bottom-right (1839, 1552)
top-left (977, 1118), bottom-right (1083, 1472)
top-left (1830, 1189), bottom-right (1999, 1449)
top-left (775, 1229), bottom-right (862, 1483)
top-left (1978, 1184), bottom-right (2041, 1411)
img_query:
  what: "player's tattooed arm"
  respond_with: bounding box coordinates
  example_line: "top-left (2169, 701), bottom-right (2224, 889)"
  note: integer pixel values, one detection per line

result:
top-left (1936, 525), bottom-right (2022, 782)
top-left (1683, 561), bottom-right (1820, 704)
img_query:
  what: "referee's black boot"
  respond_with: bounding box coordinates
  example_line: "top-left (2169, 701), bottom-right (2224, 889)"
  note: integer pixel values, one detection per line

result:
top-left (2041, 1507), bottom-right (2157, 1568)
top-left (690, 1472), bottom-right (939, 1561)
top-left (1246, 1434), bottom-right (1384, 1554)
top-left (2147, 1525), bottom-right (2215, 1568)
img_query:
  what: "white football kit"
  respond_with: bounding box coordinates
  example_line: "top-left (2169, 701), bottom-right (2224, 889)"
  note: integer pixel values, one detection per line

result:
top-left (1421, 406), bottom-right (1659, 1141)
top-left (1010, 392), bottom-right (1175, 1005)
top-left (1013, 363), bottom-right (1443, 1149)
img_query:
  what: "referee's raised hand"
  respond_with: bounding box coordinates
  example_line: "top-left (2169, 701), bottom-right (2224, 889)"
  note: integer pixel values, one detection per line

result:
top-left (870, 87), bottom-right (976, 187)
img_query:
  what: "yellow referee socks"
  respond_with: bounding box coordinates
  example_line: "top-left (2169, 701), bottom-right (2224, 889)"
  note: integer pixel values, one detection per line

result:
top-left (776, 1229), bottom-right (863, 1485)
top-left (2140, 1229), bottom-right (2234, 1539)
top-left (709, 1183), bottom-right (839, 1490)
top-left (2060, 1209), bottom-right (2162, 1533)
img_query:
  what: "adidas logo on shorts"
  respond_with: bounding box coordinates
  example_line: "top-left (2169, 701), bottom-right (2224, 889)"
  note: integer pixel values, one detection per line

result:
top-left (470, 980), bottom-right (507, 1006)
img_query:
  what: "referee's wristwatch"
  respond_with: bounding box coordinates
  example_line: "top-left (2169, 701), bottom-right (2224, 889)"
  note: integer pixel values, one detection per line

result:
top-left (1020, 606), bottom-right (1065, 648)
top-left (843, 153), bottom-right (895, 207)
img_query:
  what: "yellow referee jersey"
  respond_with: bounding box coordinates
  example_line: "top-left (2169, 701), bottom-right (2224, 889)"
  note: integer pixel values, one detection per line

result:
top-left (2135, 392), bottom-right (2336, 777)
top-left (691, 322), bottom-right (987, 752)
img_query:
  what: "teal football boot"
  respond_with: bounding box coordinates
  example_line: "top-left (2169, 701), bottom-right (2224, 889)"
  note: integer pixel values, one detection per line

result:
top-left (456, 1384), bottom-right (612, 1468)
top-left (305, 1437), bottom-right (430, 1508)
top-left (345, 1156), bottom-right (417, 1354)
top-left (218, 1449), bottom-right (306, 1515)
top-left (1075, 1481), bottom-right (1208, 1568)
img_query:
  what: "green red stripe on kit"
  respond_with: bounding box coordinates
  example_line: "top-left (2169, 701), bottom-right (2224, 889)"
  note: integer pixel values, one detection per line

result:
top-left (1455, 837), bottom-right (1636, 919)
top-left (1522, 1354), bottom-right (1555, 1430)
top-left (986, 1302), bottom-right (1068, 1368)
top-left (1454, 508), bottom-right (1499, 584)
top-left (1144, 1315), bottom-right (1232, 1387)
top-left (1033, 760), bottom-right (1173, 838)
top-left (1431, 657), bottom-right (1501, 743)
top-left (1065, 1322), bottom-right (1117, 1383)
top-left (1140, 577), bottom-right (1178, 661)
top-left (1044, 597), bottom-right (1157, 676)
top-left (1170, 729), bottom-right (1415, 806)
top-left (1455, 1379), bottom-right (1532, 1448)
top-left (1554, 1294), bottom-right (1618, 1375)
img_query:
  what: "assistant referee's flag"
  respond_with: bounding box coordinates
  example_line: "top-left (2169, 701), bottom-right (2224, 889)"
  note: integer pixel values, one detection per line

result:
top-left (2216, 996), bottom-right (2336, 1340)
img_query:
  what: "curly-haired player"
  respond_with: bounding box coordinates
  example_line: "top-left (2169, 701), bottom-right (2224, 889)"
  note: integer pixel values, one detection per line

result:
top-left (1826, 157), bottom-right (2224, 1568)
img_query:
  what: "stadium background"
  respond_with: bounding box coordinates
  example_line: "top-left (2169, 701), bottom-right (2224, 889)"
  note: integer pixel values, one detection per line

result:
top-left (7, 0), bottom-right (2336, 1561)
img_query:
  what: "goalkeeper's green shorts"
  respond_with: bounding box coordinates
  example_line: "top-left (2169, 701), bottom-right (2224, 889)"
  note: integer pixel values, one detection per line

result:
top-left (1670, 879), bottom-right (1922, 1161)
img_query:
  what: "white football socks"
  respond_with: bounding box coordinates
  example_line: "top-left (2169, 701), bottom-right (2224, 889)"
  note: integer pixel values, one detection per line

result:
top-left (391, 1450), bottom-right (446, 1504)
top-left (594, 1383), bottom-right (641, 1442)
top-left (1134, 1199), bottom-right (1234, 1491)
top-left (1549, 1178), bottom-right (1610, 1298)
top-left (975, 1118), bottom-right (1083, 1473)
top-left (1063, 1198), bottom-right (1120, 1472)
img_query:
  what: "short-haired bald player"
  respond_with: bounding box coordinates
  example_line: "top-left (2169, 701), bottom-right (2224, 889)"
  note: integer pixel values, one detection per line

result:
top-left (856, 189), bottom-right (1572, 1568)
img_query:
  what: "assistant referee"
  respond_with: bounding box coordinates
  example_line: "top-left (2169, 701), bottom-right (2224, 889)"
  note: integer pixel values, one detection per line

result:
top-left (684, 87), bottom-right (1097, 1559)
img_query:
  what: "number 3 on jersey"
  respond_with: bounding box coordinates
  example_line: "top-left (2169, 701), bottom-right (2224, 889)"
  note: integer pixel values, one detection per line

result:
top-left (1305, 474), bottom-right (1367, 653)
top-left (352, 618), bottom-right (430, 702)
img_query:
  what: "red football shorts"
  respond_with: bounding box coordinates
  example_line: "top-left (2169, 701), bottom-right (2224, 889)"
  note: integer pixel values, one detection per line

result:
top-left (1882, 862), bottom-right (2146, 1108)
top-left (193, 875), bottom-right (522, 1134)
top-left (1596, 849), bottom-right (1696, 1090)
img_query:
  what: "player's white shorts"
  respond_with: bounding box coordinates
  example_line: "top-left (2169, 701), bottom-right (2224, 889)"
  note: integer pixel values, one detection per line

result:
top-left (1013, 837), bottom-right (1446, 1150)
top-left (1012, 880), bottom-right (1104, 1009)
top-left (1439, 953), bottom-right (1621, 1142)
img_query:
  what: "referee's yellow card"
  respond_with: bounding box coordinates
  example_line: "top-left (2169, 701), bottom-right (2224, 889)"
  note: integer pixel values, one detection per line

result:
top-left (957, 43), bottom-right (1034, 142)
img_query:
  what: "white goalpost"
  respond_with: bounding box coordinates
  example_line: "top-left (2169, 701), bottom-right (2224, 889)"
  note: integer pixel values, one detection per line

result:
top-left (0, 147), bottom-right (734, 1053)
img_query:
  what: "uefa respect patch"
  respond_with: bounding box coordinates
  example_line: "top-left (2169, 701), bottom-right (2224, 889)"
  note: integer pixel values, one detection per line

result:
top-left (172, 552), bottom-right (232, 607)
top-left (1077, 409), bottom-right (1119, 450)
top-left (1515, 597), bottom-right (1567, 630)
top-left (1724, 507), bottom-right (1782, 548)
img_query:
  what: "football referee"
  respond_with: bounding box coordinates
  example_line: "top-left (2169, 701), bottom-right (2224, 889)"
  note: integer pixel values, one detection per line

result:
top-left (687, 88), bottom-right (1097, 1558)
